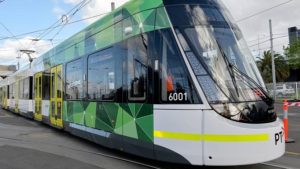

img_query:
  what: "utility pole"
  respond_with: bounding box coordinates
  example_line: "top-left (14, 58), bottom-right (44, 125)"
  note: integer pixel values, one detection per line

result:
top-left (269, 19), bottom-right (276, 100)
top-left (111, 2), bottom-right (115, 11)
top-left (20, 49), bottom-right (35, 69)
top-left (257, 35), bottom-right (261, 58)
top-left (16, 52), bottom-right (21, 71)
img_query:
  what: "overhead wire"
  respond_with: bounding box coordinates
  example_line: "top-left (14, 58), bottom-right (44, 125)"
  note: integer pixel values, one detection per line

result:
top-left (35, 0), bottom-right (88, 39)
top-left (247, 36), bottom-right (269, 44)
top-left (50, 0), bottom-right (92, 41)
top-left (0, 10), bottom-right (108, 67)
top-left (0, 22), bottom-right (25, 48)
top-left (0, 11), bottom-right (110, 42)
top-left (236, 0), bottom-right (294, 23)
top-left (253, 43), bottom-right (289, 52)
top-left (27, 0), bottom-right (91, 49)
top-left (237, 0), bottom-right (294, 52)
top-left (248, 34), bottom-right (289, 47)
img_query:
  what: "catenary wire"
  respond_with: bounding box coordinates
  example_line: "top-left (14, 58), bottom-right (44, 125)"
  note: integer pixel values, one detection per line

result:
top-left (236, 0), bottom-right (293, 23)
top-left (27, 0), bottom-right (91, 49)
top-left (50, 0), bottom-right (92, 42)
top-left (0, 11), bottom-right (110, 42)
top-left (0, 22), bottom-right (25, 48)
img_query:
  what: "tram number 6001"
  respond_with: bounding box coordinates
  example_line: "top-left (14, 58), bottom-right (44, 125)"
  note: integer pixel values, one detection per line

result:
top-left (168, 93), bottom-right (188, 101)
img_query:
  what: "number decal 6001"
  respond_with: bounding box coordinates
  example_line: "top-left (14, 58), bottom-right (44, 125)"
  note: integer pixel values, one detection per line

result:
top-left (168, 93), bottom-right (188, 101)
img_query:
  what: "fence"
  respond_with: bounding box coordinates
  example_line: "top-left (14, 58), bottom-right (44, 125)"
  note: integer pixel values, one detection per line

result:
top-left (266, 82), bottom-right (300, 100)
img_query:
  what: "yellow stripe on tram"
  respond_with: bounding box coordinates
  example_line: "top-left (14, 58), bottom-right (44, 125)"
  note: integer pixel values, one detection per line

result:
top-left (203, 134), bottom-right (269, 142)
top-left (154, 130), bottom-right (269, 142)
top-left (154, 131), bottom-right (202, 141)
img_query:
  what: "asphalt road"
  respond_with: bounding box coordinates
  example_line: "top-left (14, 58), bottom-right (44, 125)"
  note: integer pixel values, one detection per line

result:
top-left (0, 105), bottom-right (299, 169)
top-left (272, 103), bottom-right (300, 169)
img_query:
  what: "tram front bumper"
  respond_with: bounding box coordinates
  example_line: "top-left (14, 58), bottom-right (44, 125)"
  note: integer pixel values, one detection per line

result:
top-left (203, 110), bottom-right (285, 166)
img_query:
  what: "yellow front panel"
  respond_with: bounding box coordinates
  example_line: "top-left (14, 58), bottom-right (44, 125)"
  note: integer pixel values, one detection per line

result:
top-left (50, 67), bottom-right (57, 126)
top-left (56, 65), bottom-right (63, 128)
top-left (34, 73), bottom-right (42, 121)
top-left (14, 82), bottom-right (19, 114)
top-left (49, 65), bottom-right (64, 129)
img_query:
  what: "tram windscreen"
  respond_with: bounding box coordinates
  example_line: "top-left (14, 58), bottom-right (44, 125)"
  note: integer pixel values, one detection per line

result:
top-left (166, 4), bottom-right (269, 104)
top-left (165, 3), bottom-right (277, 123)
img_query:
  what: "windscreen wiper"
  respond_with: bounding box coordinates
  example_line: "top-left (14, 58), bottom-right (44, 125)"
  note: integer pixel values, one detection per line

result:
top-left (215, 40), bottom-right (240, 97)
top-left (215, 40), bottom-right (273, 104)
top-left (230, 65), bottom-right (274, 105)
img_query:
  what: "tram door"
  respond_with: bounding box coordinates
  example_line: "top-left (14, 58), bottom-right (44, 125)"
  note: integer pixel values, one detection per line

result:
top-left (14, 82), bottom-right (19, 113)
top-left (34, 72), bottom-right (43, 121)
top-left (4, 86), bottom-right (8, 109)
top-left (0, 88), bottom-right (3, 108)
top-left (50, 65), bottom-right (63, 128)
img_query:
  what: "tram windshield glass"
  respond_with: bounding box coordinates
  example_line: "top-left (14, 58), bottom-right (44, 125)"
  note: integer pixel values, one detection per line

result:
top-left (165, 3), bottom-right (277, 123)
top-left (166, 4), bottom-right (269, 104)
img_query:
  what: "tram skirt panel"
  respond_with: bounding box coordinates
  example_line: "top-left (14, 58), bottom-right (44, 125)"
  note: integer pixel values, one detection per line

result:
top-left (153, 107), bottom-right (203, 165)
top-left (202, 110), bottom-right (285, 166)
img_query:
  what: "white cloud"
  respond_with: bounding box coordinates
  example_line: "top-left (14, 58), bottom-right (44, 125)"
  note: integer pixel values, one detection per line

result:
top-left (53, 6), bottom-right (66, 19)
top-left (63, 0), bottom-right (81, 4)
top-left (1, 1), bottom-right (294, 68)
top-left (52, 0), bottom-right (299, 56)
top-left (62, 0), bottom-right (128, 24)
top-left (0, 37), bottom-right (53, 67)
top-left (221, 0), bottom-right (300, 56)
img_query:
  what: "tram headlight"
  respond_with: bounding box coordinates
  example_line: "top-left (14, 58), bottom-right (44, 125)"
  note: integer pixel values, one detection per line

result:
top-left (212, 103), bottom-right (245, 121)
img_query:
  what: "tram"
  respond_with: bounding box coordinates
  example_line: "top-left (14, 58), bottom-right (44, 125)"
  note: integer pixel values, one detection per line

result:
top-left (0, 0), bottom-right (285, 166)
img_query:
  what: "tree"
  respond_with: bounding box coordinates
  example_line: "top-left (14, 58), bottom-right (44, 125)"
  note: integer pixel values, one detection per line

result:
top-left (256, 50), bottom-right (290, 83)
top-left (285, 39), bottom-right (300, 69)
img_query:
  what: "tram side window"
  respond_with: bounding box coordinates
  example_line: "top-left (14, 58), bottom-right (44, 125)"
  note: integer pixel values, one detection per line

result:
top-left (6, 86), bottom-right (8, 99)
top-left (127, 34), bottom-right (148, 101)
top-left (19, 80), bottom-right (23, 100)
top-left (42, 71), bottom-right (51, 100)
top-left (0, 88), bottom-right (2, 102)
top-left (156, 30), bottom-right (201, 104)
top-left (88, 48), bottom-right (115, 101)
top-left (39, 76), bottom-right (42, 99)
top-left (66, 59), bottom-right (84, 100)
top-left (9, 85), bottom-right (13, 99)
top-left (23, 78), bottom-right (30, 100)
top-left (57, 68), bottom-right (63, 99)
top-left (13, 83), bottom-right (18, 100)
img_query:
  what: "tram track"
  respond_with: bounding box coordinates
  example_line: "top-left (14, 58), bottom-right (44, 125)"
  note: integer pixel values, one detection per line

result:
top-left (0, 135), bottom-right (297, 169)
top-left (262, 162), bottom-right (296, 169)
top-left (0, 132), bottom-right (296, 169)
top-left (0, 110), bottom-right (298, 169)
top-left (0, 136), bottom-right (161, 169)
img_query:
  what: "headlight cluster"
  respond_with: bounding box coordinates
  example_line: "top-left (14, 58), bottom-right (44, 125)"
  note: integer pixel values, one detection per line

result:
top-left (212, 101), bottom-right (277, 123)
top-left (212, 103), bottom-right (246, 121)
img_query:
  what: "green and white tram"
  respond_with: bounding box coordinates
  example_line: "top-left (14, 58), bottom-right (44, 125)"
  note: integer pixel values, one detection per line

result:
top-left (0, 0), bottom-right (284, 166)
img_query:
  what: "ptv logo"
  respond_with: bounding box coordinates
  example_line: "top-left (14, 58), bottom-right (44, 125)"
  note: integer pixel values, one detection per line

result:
top-left (274, 127), bottom-right (284, 145)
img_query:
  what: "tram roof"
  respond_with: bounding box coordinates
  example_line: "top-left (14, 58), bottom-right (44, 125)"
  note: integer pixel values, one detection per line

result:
top-left (29, 0), bottom-right (165, 73)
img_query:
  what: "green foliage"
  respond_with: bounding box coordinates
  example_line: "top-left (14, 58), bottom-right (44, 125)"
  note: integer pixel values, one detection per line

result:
top-left (285, 39), bottom-right (300, 69)
top-left (256, 50), bottom-right (290, 83)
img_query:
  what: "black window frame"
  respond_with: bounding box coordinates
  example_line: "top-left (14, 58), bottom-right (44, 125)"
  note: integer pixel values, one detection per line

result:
top-left (153, 29), bottom-right (201, 104)
top-left (19, 79), bottom-right (23, 100)
top-left (65, 58), bottom-right (85, 100)
top-left (126, 34), bottom-right (149, 102)
top-left (87, 46), bottom-right (116, 102)
top-left (42, 70), bottom-right (51, 100)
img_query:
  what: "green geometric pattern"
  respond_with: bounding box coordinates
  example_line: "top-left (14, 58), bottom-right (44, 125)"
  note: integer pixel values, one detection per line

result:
top-left (64, 101), bottom-right (153, 143)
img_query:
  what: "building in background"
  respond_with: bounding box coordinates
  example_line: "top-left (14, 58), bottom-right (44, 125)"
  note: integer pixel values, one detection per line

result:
top-left (288, 27), bottom-right (300, 45)
top-left (0, 65), bottom-right (16, 79)
top-left (286, 27), bottom-right (300, 82)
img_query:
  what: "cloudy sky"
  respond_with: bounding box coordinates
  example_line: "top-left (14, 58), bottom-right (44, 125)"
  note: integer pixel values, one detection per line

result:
top-left (0, 0), bottom-right (299, 68)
